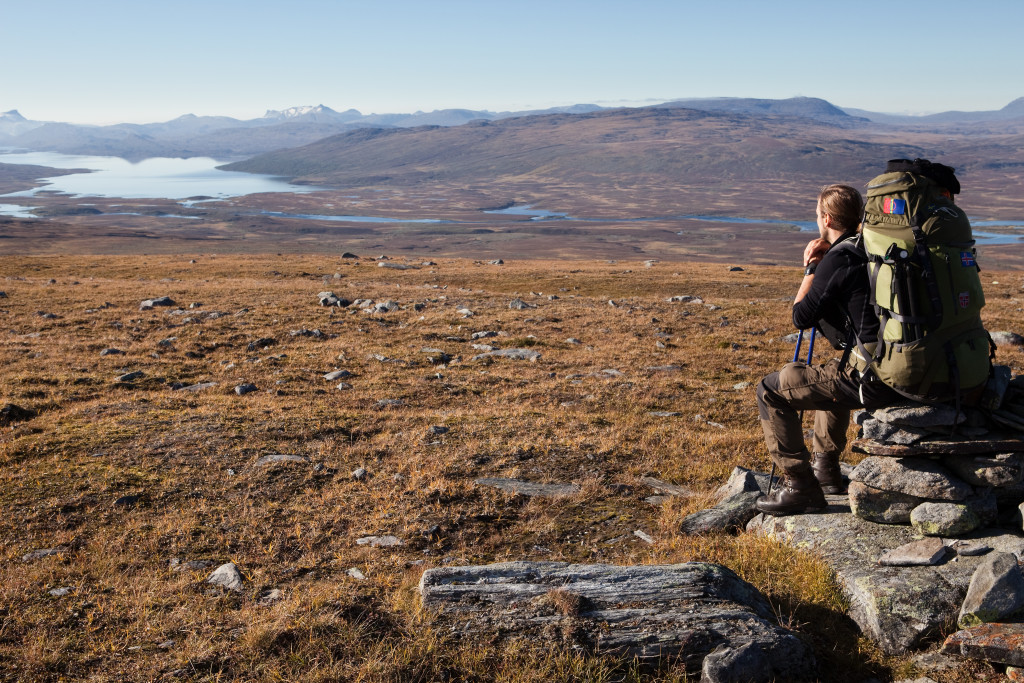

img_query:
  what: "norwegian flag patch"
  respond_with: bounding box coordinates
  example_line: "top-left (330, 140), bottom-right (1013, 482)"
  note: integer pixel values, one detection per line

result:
top-left (883, 197), bottom-right (907, 214)
top-left (959, 292), bottom-right (971, 308)
top-left (960, 251), bottom-right (976, 267)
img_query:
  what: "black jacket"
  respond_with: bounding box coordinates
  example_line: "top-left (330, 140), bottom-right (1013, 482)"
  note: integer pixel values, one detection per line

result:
top-left (792, 233), bottom-right (879, 349)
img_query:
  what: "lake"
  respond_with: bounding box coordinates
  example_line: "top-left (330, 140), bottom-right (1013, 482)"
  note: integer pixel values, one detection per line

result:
top-left (0, 151), bottom-right (316, 200)
top-left (0, 151), bottom-right (1022, 244)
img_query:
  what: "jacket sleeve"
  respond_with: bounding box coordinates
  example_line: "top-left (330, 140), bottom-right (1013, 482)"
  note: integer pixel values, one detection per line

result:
top-left (792, 256), bottom-right (841, 330)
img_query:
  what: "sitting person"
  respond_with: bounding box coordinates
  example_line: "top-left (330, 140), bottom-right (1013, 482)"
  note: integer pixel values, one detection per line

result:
top-left (755, 184), bottom-right (899, 516)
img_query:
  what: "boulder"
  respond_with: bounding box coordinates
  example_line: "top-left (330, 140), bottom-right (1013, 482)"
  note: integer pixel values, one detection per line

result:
top-left (748, 504), bottom-right (1024, 655)
top-left (679, 491), bottom-right (761, 535)
top-left (419, 561), bottom-right (816, 678)
top-left (910, 502), bottom-right (981, 537)
top-left (958, 552), bottom-right (1024, 628)
top-left (207, 562), bottom-right (244, 591)
top-left (941, 453), bottom-right (1023, 488)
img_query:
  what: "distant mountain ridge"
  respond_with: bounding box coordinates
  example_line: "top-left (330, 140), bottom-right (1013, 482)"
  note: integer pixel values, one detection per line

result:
top-left (1, 97), bottom-right (1023, 161)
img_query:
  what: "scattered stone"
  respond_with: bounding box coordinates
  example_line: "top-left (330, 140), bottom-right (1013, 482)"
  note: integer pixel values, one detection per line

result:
top-left (666, 295), bottom-right (704, 304)
top-left (100, 348), bottom-right (124, 356)
top-left (373, 300), bottom-right (400, 313)
top-left (113, 494), bottom-right (141, 508)
top-left (471, 348), bottom-right (540, 362)
top-left (140, 296), bottom-right (175, 310)
top-left (990, 331), bottom-right (1024, 347)
top-left (336, 382), bottom-right (352, 390)
top-left (958, 551), bottom-right (1024, 628)
top-left (475, 478), bottom-right (580, 497)
top-left (508, 298), bottom-right (535, 310)
top-left (0, 404), bottom-right (35, 424)
top-left (207, 562), bottom-right (244, 591)
top-left (234, 383), bottom-right (258, 396)
top-left (714, 466), bottom-right (778, 502)
top-left (289, 328), bottom-right (324, 338)
top-left (158, 640), bottom-right (176, 649)
top-left (323, 370), bottom-right (352, 381)
top-left (419, 561), bottom-right (816, 676)
top-left (179, 382), bottom-right (217, 392)
top-left (427, 425), bottom-right (449, 436)
top-left (378, 262), bottom-right (417, 270)
top-left (48, 587), bottom-right (73, 597)
top-left (471, 331), bottom-right (498, 339)
top-left (489, 259), bottom-right (504, 265)
top-left (356, 535), bottom-right (403, 547)
top-left (376, 399), bottom-right (405, 408)
top-left (679, 491), bottom-right (761, 535)
top-left (341, 252), bottom-right (358, 259)
top-left (169, 559), bottom-right (214, 572)
top-left (633, 530), bottom-right (656, 544)
top-left (258, 588), bottom-right (284, 606)
top-left (254, 454), bottom-right (309, 466)
top-left (943, 622), bottom-right (1024, 667)
top-left (351, 468), bottom-right (368, 481)
top-left (732, 381), bottom-right (751, 390)
top-left (247, 337), bottom-right (275, 351)
top-left (116, 371), bottom-right (144, 383)
top-left (22, 548), bottom-right (64, 562)
top-left (911, 502), bottom-right (981, 537)
top-left (347, 568), bottom-right (366, 581)
top-left (878, 537), bottom-right (950, 566)
top-left (728, 266), bottom-right (745, 272)
top-left (640, 477), bottom-right (692, 497)
top-left (456, 308), bottom-right (473, 317)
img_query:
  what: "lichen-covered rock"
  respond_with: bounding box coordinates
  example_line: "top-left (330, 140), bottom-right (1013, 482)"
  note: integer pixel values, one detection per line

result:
top-left (958, 552), bottom-right (1024, 628)
top-left (910, 502), bottom-right (981, 537)
top-left (861, 419), bottom-right (930, 445)
top-left (942, 453), bottom-right (1023, 488)
top-left (850, 457), bottom-right (973, 501)
top-left (420, 561), bottom-right (816, 678)
top-left (679, 491), bottom-right (761, 535)
top-left (943, 622), bottom-right (1024, 667)
top-left (870, 401), bottom-right (965, 427)
top-left (849, 481), bottom-right (925, 524)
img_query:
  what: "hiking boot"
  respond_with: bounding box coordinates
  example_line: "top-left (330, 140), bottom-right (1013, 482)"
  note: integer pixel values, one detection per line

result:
top-left (756, 463), bottom-right (827, 516)
top-left (811, 451), bottom-right (846, 494)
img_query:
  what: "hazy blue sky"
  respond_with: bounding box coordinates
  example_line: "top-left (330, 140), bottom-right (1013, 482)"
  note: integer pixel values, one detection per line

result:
top-left (4, 0), bottom-right (1022, 124)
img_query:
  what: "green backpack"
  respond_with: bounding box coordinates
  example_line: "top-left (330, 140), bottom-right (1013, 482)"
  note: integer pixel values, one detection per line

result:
top-left (853, 159), bottom-right (992, 406)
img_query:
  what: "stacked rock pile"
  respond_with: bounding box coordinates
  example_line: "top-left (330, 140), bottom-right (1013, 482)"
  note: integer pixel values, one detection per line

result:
top-left (849, 376), bottom-right (1024, 537)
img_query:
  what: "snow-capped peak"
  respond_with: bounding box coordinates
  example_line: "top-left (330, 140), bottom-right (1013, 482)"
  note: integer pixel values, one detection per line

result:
top-left (263, 105), bottom-right (334, 119)
top-left (1, 109), bottom-right (27, 122)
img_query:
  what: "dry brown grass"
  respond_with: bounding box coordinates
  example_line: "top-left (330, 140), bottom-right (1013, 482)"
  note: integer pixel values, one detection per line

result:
top-left (1, 254), bottom-right (1021, 682)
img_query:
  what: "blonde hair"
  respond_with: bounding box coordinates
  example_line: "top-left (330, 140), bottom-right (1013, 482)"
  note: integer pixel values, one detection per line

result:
top-left (818, 184), bottom-right (863, 232)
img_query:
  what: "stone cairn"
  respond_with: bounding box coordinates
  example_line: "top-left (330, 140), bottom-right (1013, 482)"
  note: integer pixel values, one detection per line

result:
top-left (849, 372), bottom-right (1024, 537)
top-left (849, 370), bottom-right (1024, 672)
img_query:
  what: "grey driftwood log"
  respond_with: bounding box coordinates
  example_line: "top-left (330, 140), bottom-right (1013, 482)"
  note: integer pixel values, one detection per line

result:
top-left (419, 561), bottom-right (816, 680)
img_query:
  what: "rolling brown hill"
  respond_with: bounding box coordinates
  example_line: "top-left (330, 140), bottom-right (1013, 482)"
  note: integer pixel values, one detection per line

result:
top-left (221, 107), bottom-right (1024, 220)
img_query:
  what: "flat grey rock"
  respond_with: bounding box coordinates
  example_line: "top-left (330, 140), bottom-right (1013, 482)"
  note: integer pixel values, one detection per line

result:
top-left (377, 262), bottom-right (417, 270)
top-left (990, 331), bottom-right (1024, 347)
top-left (475, 478), bottom-right (580, 497)
top-left (861, 419), bottom-right (930, 445)
top-left (870, 401), bottom-right (965, 428)
top-left (254, 454), bottom-right (309, 466)
top-left (850, 457), bottom-right (973, 501)
top-left (471, 348), bottom-right (540, 362)
top-left (323, 370), bottom-right (352, 381)
top-left (748, 503), bottom-right (1024, 655)
top-left (22, 547), bottom-right (64, 562)
top-left (179, 381), bottom-right (217, 392)
top-left (207, 562), bottom-right (244, 591)
top-left (356, 535), bottom-right (403, 547)
top-left (878, 537), bottom-right (949, 566)
top-left (419, 561), bottom-right (816, 678)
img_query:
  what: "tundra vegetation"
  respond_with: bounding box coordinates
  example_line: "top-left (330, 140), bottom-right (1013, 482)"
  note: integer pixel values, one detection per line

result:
top-left (2, 255), bottom-right (1022, 681)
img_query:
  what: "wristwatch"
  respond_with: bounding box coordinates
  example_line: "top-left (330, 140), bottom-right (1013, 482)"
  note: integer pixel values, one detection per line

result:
top-left (804, 261), bottom-right (818, 276)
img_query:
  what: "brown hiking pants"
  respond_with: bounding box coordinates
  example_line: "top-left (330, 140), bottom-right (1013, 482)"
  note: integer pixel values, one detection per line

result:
top-left (756, 358), bottom-right (897, 472)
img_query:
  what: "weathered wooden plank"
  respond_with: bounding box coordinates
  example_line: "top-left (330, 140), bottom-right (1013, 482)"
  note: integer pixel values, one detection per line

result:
top-left (419, 561), bottom-right (816, 678)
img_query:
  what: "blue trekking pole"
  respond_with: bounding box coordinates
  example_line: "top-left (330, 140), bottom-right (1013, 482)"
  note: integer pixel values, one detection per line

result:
top-left (768, 327), bottom-right (818, 497)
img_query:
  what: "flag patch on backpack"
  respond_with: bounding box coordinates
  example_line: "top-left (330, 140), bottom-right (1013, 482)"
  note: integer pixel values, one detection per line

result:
top-left (883, 197), bottom-right (906, 214)
top-left (960, 251), bottom-right (976, 267)
top-left (959, 292), bottom-right (971, 308)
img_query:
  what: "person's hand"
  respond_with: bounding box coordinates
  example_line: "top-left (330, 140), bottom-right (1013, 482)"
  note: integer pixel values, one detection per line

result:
top-left (803, 238), bottom-right (830, 267)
